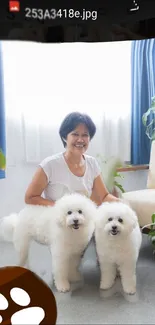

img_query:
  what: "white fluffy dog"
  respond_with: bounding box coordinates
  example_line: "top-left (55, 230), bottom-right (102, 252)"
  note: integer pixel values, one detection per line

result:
top-left (95, 202), bottom-right (142, 295)
top-left (0, 193), bottom-right (96, 292)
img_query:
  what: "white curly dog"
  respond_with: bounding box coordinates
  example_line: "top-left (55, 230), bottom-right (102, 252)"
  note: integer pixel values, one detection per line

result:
top-left (0, 193), bottom-right (96, 292)
top-left (95, 202), bottom-right (142, 295)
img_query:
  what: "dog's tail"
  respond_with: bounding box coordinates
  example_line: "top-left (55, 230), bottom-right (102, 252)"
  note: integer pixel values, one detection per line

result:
top-left (0, 213), bottom-right (18, 242)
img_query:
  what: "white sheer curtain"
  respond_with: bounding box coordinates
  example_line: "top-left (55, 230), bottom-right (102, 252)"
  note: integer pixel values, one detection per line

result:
top-left (1, 40), bottom-right (131, 166)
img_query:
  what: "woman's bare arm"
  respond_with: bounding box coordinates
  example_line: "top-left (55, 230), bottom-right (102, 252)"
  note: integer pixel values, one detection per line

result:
top-left (25, 167), bottom-right (55, 206)
top-left (91, 174), bottom-right (120, 205)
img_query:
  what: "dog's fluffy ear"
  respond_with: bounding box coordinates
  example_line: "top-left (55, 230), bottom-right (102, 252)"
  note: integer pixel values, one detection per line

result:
top-left (56, 213), bottom-right (66, 227)
top-left (95, 206), bottom-right (107, 229)
top-left (121, 202), bottom-right (139, 230)
top-left (54, 206), bottom-right (66, 227)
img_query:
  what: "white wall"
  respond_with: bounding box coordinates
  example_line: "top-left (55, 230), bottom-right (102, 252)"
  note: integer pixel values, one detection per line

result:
top-left (0, 165), bottom-right (36, 216)
top-left (121, 170), bottom-right (148, 193)
top-left (0, 164), bottom-right (148, 218)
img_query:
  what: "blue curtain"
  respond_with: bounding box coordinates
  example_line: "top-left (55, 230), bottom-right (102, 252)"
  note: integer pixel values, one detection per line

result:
top-left (0, 43), bottom-right (6, 179)
top-left (131, 39), bottom-right (155, 165)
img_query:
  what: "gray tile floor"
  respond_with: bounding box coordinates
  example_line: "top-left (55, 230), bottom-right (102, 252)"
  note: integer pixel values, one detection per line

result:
top-left (0, 234), bottom-right (154, 324)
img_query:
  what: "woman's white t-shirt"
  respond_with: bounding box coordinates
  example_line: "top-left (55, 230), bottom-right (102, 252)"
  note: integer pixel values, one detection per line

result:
top-left (39, 152), bottom-right (101, 201)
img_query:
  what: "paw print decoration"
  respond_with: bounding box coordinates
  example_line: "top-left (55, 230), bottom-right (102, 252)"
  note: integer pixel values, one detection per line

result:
top-left (0, 266), bottom-right (57, 324)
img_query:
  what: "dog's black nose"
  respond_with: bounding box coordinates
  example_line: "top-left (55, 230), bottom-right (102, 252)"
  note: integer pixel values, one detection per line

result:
top-left (112, 226), bottom-right (117, 230)
top-left (73, 219), bottom-right (78, 224)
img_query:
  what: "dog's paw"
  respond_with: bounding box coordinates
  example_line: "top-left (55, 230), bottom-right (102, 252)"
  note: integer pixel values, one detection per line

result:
top-left (100, 281), bottom-right (114, 290)
top-left (122, 282), bottom-right (136, 295)
top-left (122, 280), bottom-right (136, 295)
top-left (124, 287), bottom-right (136, 295)
top-left (69, 271), bottom-right (82, 283)
top-left (55, 281), bottom-right (70, 293)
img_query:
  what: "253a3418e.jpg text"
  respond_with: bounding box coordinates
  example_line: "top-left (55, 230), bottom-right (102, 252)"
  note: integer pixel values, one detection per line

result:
top-left (25, 8), bottom-right (98, 21)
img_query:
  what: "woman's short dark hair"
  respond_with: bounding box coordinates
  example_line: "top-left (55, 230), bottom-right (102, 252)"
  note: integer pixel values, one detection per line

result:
top-left (59, 112), bottom-right (96, 147)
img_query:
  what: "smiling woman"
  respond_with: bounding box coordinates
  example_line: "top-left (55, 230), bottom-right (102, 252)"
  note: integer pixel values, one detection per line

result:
top-left (25, 112), bottom-right (119, 207)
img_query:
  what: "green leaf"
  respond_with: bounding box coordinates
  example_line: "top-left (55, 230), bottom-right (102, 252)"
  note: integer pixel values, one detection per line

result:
top-left (151, 213), bottom-right (155, 224)
top-left (148, 230), bottom-right (155, 237)
top-left (0, 149), bottom-right (6, 170)
top-left (96, 154), bottom-right (125, 194)
top-left (114, 181), bottom-right (125, 193)
top-left (145, 124), bottom-right (155, 141)
top-left (151, 96), bottom-right (155, 107)
top-left (115, 172), bottom-right (124, 180)
top-left (142, 112), bottom-right (148, 126)
top-left (151, 130), bottom-right (155, 141)
top-left (142, 107), bottom-right (154, 125)
top-left (142, 94), bottom-right (155, 142)
top-left (151, 236), bottom-right (155, 244)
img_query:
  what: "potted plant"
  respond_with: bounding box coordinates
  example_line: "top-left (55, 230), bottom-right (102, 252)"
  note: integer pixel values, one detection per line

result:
top-left (97, 154), bottom-right (125, 198)
top-left (142, 213), bottom-right (155, 252)
top-left (142, 95), bottom-right (155, 141)
top-left (142, 96), bottom-right (155, 247)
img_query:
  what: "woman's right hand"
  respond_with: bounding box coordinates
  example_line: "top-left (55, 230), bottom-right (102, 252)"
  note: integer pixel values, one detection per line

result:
top-left (25, 167), bottom-right (55, 206)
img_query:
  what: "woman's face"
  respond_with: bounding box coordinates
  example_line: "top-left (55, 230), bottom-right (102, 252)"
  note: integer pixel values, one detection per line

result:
top-left (65, 123), bottom-right (90, 155)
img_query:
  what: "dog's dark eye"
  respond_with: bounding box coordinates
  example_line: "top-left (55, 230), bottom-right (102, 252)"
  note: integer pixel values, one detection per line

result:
top-left (108, 217), bottom-right (113, 222)
top-left (67, 211), bottom-right (72, 215)
top-left (78, 210), bottom-right (82, 214)
top-left (118, 218), bottom-right (123, 223)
